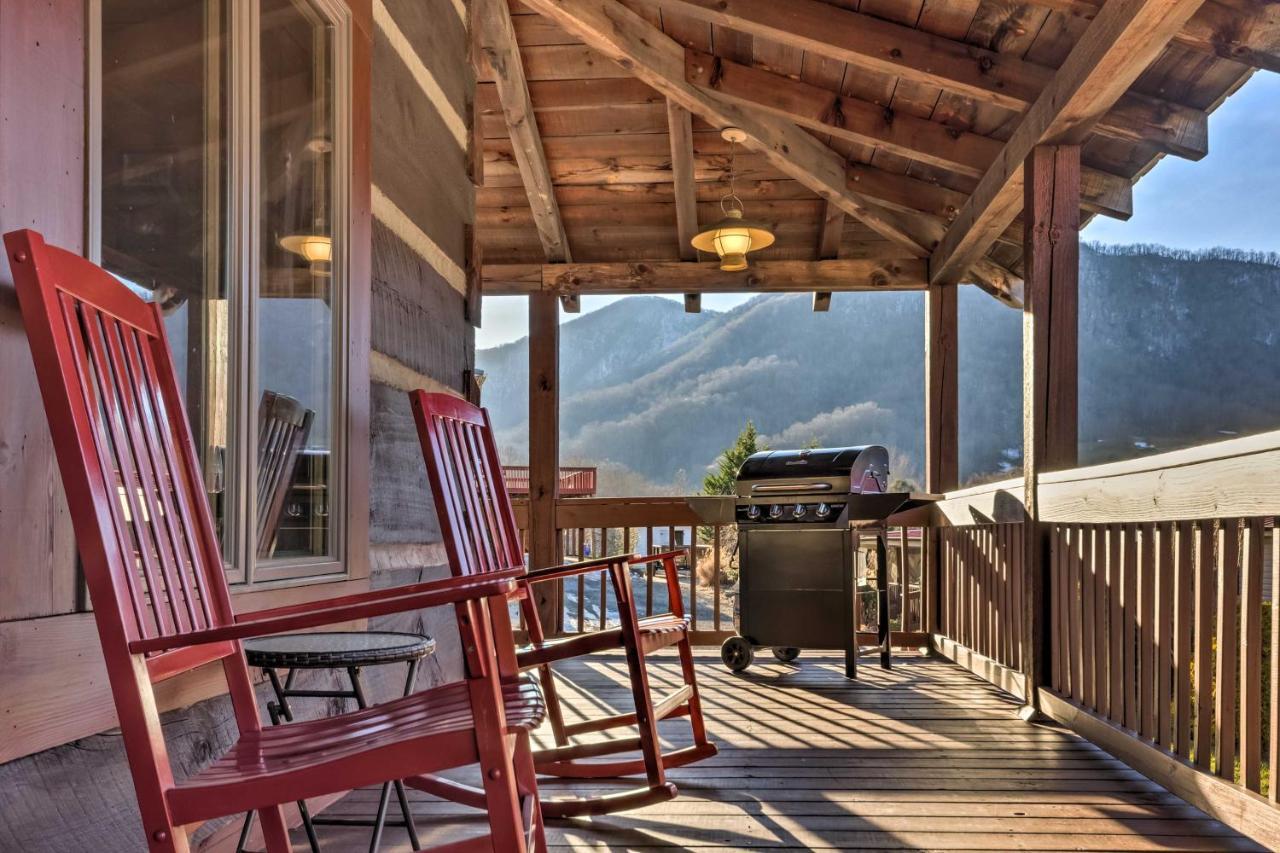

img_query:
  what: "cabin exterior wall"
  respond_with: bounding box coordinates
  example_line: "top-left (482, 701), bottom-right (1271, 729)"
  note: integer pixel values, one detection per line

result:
top-left (0, 0), bottom-right (476, 848)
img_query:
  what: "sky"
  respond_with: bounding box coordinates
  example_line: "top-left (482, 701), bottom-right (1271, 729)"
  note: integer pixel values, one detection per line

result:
top-left (475, 72), bottom-right (1280, 350)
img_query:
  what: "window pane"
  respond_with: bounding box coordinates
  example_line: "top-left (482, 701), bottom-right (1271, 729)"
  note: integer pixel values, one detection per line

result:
top-left (100, 0), bottom-right (233, 556)
top-left (257, 0), bottom-right (338, 562)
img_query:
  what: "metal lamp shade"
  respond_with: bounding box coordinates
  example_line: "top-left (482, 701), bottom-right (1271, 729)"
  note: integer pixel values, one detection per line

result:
top-left (690, 209), bottom-right (775, 271)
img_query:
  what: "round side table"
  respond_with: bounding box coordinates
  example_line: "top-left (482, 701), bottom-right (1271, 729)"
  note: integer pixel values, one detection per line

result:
top-left (235, 631), bottom-right (436, 853)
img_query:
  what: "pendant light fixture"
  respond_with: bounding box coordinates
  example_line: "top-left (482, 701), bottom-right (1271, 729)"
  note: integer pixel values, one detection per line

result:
top-left (281, 135), bottom-right (334, 272)
top-left (691, 127), bottom-right (775, 271)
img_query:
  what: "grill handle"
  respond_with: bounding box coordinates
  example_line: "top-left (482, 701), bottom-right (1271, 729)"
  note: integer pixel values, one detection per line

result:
top-left (750, 482), bottom-right (833, 494)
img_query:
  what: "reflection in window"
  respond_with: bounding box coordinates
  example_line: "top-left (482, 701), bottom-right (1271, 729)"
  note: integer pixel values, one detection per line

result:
top-left (99, 0), bottom-right (346, 574)
top-left (100, 0), bottom-right (232, 554)
top-left (258, 0), bottom-right (338, 561)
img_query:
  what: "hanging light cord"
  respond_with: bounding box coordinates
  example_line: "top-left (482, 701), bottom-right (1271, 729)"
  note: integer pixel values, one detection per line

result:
top-left (722, 138), bottom-right (744, 216)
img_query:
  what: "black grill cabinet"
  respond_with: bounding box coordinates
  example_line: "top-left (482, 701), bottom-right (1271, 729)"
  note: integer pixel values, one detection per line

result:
top-left (722, 446), bottom-right (934, 678)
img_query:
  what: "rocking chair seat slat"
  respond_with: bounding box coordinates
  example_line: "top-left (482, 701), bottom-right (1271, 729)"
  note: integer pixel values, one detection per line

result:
top-left (168, 674), bottom-right (546, 825)
top-left (516, 615), bottom-right (689, 668)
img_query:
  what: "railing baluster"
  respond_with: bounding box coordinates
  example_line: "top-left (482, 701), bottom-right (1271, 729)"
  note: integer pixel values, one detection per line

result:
top-left (1095, 525), bottom-right (1110, 720)
top-left (713, 525), bottom-right (722, 632)
top-left (1123, 523), bottom-right (1140, 732)
top-left (1216, 519), bottom-right (1240, 779)
top-left (1271, 518), bottom-right (1280, 802)
top-left (1174, 520), bottom-right (1194, 759)
top-left (1139, 522), bottom-right (1157, 740)
top-left (1156, 521), bottom-right (1175, 748)
top-left (1240, 517), bottom-right (1263, 792)
top-left (1081, 524), bottom-right (1096, 711)
top-left (1194, 521), bottom-right (1216, 769)
top-left (599, 527), bottom-right (608, 631)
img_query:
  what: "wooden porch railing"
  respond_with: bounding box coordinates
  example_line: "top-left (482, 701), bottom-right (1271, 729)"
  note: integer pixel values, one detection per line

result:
top-left (512, 496), bottom-right (932, 646)
top-left (927, 431), bottom-right (1280, 848)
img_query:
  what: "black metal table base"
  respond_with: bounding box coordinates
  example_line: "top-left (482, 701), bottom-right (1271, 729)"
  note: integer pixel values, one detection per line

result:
top-left (236, 661), bottom-right (423, 853)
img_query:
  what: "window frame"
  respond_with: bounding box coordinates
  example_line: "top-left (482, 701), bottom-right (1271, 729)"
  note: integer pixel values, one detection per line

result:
top-left (87, 0), bottom-right (359, 587)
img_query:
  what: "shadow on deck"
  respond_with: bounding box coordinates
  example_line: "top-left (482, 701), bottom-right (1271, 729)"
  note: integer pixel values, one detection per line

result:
top-left (301, 651), bottom-right (1263, 851)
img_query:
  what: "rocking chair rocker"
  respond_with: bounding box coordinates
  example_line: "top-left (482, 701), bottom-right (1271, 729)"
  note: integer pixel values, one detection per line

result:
top-left (6, 229), bottom-right (547, 853)
top-left (408, 391), bottom-right (717, 819)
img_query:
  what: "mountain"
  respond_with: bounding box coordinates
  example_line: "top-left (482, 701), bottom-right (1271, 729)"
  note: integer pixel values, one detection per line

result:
top-left (477, 245), bottom-right (1280, 492)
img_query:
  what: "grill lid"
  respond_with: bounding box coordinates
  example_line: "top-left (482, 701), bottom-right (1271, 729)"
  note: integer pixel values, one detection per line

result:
top-left (736, 446), bottom-right (889, 493)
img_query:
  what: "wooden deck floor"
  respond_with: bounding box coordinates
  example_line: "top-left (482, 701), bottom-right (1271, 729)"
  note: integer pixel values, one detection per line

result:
top-left (303, 651), bottom-right (1263, 851)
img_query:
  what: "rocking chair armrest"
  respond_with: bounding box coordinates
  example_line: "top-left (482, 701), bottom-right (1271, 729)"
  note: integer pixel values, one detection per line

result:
top-left (627, 549), bottom-right (688, 567)
top-left (128, 571), bottom-right (523, 655)
top-left (630, 549), bottom-right (689, 620)
top-left (523, 553), bottom-right (637, 583)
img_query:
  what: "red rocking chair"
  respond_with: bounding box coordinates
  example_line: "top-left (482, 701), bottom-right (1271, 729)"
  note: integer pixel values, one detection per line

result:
top-left (408, 391), bottom-right (717, 818)
top-left (5, 229), bottom-right (547, 853)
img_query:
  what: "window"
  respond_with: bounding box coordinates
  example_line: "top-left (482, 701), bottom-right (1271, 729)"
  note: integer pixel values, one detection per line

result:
top-left (91, 0), bottom-right (352, 583)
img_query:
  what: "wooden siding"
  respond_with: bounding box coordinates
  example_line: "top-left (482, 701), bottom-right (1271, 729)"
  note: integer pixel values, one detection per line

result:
top-left (0, 0), bottom-right (84, 623)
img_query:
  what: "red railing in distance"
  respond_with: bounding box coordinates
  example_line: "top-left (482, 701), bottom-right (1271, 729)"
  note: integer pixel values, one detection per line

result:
top-left (502, 465), bottom-right (597, 497)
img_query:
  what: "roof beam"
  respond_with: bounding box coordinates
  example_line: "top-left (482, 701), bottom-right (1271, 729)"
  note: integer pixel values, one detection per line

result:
top-left (684, 49), bottom-right (1133, 221)
top-left (474, 0), bottom-right (571, 264)
top-left (1022, 0), bottom-right (1280, 73)
top-left (483, 258), bottom-right (929, 294)
top-left (666, 100), bottom-right (700, 262)
top-left (651, 0), bottom-right (1208, 161)
top-left (930, 0), bottom-right (1209, 287)
top-left (516, 0), bottom-right (933, 258)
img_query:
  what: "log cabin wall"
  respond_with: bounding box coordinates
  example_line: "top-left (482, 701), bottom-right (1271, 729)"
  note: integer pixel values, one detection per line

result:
top-left (365, 0), bottom-right (477, 686)
top-left (0, 0), bottom-right (477, 848)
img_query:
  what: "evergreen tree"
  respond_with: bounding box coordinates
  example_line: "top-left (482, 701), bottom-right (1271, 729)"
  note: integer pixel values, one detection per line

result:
top-left (702, 421), bottom-right (765, 495)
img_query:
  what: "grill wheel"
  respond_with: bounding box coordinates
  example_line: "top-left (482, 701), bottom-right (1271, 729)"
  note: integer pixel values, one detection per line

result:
top-left (772, 647), bottom-right (801, 663)
top-left (720, 636), bottom-right (754, 672)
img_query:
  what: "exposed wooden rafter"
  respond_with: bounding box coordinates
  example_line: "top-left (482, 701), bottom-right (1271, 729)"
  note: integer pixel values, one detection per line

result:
top-left (1021, 0), bottom-right (1280, 73)
top-left (516, 0), bottom-right (926, 257)
top-left (666, 99), bottom-right (699, 263)
top-left (684, 49), bottom-right (1133, 221)
top-left (930, 0), bottom-right (1209, 286)
top-left (473, 0), bottom-right (573, 311)
top-left (649, 0), bottom-right (1209, 161)
top-left (483, 258), bottom-right (929, 295)
top-left (516, 0), bottom-right (1022, 301)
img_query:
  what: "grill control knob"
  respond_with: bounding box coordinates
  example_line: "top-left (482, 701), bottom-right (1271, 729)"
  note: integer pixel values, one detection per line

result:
top-left (746, 504), bottom-right (761, 520)
top-left (792, 503), bottom-right (806, 519)
top-left (768, 504), bottom-right (784, 519)
top-left (814, 502), bottom-right (832, 519)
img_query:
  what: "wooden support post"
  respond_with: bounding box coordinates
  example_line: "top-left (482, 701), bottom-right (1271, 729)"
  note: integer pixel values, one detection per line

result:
top-left (1019, 144), bottom-right (1080, 717)
top-left (529, 293), bottom-right (563, 634)
top-left (925, 283), bottom-right (958, 494)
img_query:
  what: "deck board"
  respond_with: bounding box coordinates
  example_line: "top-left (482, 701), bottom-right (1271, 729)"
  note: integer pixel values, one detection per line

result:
top-left (297, 651), bottom-right (1263, 851)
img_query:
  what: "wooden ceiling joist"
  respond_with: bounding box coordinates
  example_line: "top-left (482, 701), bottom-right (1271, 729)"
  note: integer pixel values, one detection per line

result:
top-left (684, 49), bottom-right (1134, 220)
top-left (1020, 0), bottom-right (1280, 73)
top-left (930, 0), bottom-right (1210, 287)
top-left (474, 0), bottom-right (572, 266)
top-left (483, 258), bottom-right (929, 295)
top-left (666, 100), bottom-right (700, 262)
top-left (516, 0), bottom-right (931, 258)
top-left (648, 0), bottom-right (1209, 161)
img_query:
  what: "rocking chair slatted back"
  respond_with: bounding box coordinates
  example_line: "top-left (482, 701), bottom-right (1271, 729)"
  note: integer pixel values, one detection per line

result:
top-left (409, 391), bottom-right (524, 577)
top-left (256, 391), bottom-right (313, 559)
top-left (6, 230), bottom-right (235, 679)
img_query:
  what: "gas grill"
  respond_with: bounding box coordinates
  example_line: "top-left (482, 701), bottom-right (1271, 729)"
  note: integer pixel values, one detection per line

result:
top-left (720, 446), bottom-right (935, 678)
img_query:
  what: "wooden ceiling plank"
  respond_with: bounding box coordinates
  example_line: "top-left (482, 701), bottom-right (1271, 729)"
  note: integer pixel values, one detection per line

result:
top-left (684, 48), bottom-right (1133, 219)
top-left (667, 99), bottom-right (701, 261)
top-left (930, 0), bottom-right (1209, 287)
top-left (516, 0), bottom-right (934, 258)
top-left (483, 257), bottom-right (929, 293)
top-left (648, 0), bottom-right (1209, 160)
top-left (475, 0), bottom-right (572, 262)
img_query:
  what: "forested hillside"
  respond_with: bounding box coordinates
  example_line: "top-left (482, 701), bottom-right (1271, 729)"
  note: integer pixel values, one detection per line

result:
top-left (478, 245), bottom-right (1280, 493)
